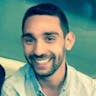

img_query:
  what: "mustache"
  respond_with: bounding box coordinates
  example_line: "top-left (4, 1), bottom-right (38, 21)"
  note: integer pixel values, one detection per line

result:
top-left (29, 54), bottom-right (49, 60)
top-left (29, 53), bottom-right (55, 61)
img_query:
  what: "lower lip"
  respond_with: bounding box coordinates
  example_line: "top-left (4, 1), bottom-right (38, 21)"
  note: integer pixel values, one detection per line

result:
top-left (37, 64), bottom-right (47, 69)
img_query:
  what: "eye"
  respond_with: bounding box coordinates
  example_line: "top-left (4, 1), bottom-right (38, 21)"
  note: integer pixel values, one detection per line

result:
top-left (45, 36), bottom-right (56, 43)
top-left (23, 36), bottom-right (35, 45)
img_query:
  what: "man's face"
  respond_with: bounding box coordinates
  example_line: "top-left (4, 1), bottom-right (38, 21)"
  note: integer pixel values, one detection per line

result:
top-left (22, 15), bottom-right (66, 77)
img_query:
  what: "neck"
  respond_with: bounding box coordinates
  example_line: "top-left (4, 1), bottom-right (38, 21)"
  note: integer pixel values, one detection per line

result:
top-left (37, 60), bottom-right (67, 95)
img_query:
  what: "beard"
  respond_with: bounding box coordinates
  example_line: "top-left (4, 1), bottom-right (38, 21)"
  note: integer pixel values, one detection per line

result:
top-left (25, 50), bottom-right (65, 78)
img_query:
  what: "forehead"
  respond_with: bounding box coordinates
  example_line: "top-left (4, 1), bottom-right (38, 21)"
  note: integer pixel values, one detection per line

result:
top-left (24, 15), bottom-right (64, 36)
top-left (25, 15), bottom-right (60, 27)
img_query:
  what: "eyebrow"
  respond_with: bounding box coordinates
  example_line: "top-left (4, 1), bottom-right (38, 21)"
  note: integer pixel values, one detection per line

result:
top-left (43, 32), bottom-right (59, 36)
top-left (22, 33), bottom-right (34, 38)
top-left (22, 32), bottom-right (59, 38)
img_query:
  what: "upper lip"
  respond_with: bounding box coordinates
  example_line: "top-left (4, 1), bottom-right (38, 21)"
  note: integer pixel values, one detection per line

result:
top-left (32, 56), bottom-right (52, 64)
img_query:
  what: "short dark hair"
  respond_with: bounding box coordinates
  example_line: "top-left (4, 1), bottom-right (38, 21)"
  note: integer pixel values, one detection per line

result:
top-left (22, 3), bottom-right (69, 36)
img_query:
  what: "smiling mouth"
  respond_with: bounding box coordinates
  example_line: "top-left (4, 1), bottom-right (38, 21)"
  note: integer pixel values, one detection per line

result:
top-left (35, 58), bottom-right (51, 64)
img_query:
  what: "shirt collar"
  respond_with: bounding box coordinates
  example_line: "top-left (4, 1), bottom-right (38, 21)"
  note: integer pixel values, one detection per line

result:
top-left (26, 62), bottom-right (69, 96)
top-left (58, 62), bottom-right (68, 95)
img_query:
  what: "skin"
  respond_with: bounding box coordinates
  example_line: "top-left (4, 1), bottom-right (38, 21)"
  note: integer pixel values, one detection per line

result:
top-left (22, 15), bottom-right (75, 96)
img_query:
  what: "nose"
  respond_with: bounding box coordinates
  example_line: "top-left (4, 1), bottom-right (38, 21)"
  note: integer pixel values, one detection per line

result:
top-left (33, 40), bottom-right (46, 56)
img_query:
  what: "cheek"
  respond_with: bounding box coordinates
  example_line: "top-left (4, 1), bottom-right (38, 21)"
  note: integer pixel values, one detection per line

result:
top-left (50, 40), bottom-right (65, 53)
top-left (23, 44), bottom-right (34, 55)
top-left (49, 43), bottom-right (65, 57)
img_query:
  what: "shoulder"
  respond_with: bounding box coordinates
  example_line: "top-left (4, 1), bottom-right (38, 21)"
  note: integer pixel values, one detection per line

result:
top-left (1, 64), bottom-right (27, 96)
top-left (68, 65), bottom-right (95, 84)
top-left (3, 64), bottom-right (28, 86)
top-left (67, 65), bottom-right (96, 95)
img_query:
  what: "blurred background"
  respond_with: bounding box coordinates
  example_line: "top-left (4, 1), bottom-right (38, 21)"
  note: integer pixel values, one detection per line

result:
top-left (0, 0), bottom-right (96, 78)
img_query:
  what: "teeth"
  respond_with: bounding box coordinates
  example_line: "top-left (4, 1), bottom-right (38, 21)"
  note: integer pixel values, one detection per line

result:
top-left (35, 58), bottom-right (50, 64)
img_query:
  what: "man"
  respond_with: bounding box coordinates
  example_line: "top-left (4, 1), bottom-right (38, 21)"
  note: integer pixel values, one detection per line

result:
top-left (1, 3), bottom-right (96, 96)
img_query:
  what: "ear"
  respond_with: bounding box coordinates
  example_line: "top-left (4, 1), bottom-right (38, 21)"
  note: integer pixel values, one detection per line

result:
top-left (65, 32), bottom-right (75, 51)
